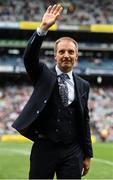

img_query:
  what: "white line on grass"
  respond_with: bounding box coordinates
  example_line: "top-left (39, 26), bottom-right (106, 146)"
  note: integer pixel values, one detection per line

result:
top-left (0, 148), bottom-right (113, 167)
top-left (93, 158), bottom-right (113, 166)
top-left (0, 148), bottom-right (30, 155)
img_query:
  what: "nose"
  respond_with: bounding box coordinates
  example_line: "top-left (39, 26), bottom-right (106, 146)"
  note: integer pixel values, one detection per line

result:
top-left (64, 51), bottom-right (69, 57)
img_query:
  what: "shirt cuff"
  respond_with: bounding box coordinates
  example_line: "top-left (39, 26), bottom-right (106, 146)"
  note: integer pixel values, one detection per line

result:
top-left (37, 28), bottom-right (48, 36)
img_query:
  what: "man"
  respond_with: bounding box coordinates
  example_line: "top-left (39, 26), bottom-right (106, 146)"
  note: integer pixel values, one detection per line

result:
top-left (12, 4), bottom-right (93, 179)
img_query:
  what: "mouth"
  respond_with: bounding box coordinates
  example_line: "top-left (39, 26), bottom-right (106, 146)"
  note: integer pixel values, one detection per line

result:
top-left (63, 61), bottom-right (71, 64)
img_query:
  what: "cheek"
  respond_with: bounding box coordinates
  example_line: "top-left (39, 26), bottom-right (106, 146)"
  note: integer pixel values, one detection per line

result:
top-left (74, 57), bottom-right (78, 63)
top-left (54, 55), bottom-right (61, 62)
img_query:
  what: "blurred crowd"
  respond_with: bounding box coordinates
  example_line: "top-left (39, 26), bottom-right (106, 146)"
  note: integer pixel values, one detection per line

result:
top-left (0, 84), bottom-right (113, 142)
top-left (0, 84), bottom-right (33, 135)
top-left (0, 54), bottom-right (113, 75)
top-left (89, 87), bottom-right (113, 141)
top-left (0, 0), bottom-right (113, 24)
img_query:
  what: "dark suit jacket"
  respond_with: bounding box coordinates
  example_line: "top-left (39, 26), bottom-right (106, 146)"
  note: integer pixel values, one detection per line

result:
top-left (12, 31), bottom-right (93, 158)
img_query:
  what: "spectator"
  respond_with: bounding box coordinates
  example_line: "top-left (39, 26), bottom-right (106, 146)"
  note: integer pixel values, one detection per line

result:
top-left (0, 0), bottom-right (113, 24)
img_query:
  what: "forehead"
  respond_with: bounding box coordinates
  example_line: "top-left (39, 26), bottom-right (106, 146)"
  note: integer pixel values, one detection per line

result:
top-left (57, 40), bottom-right (76, 49)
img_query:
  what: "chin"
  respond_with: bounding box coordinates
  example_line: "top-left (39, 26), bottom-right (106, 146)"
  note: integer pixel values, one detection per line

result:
top-left (62, 66), bottom-right (71, 72)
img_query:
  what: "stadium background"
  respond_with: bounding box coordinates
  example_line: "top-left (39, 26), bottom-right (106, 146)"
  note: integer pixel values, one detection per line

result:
top-left (0, 0), bottom-right (113, 179)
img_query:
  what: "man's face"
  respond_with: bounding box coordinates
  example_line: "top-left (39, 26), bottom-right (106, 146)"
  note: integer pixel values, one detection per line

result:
top-left (54, 40), bottom-right (78, 73)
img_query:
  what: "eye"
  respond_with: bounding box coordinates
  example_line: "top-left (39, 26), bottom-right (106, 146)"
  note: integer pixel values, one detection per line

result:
top-left (68, 50), bottom-right (74, 55)
top-left (59, 50), bottom-right (65, 55)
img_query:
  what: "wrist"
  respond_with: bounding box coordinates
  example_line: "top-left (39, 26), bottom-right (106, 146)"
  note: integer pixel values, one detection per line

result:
top-left (40, 23), bottom-right (50, 31)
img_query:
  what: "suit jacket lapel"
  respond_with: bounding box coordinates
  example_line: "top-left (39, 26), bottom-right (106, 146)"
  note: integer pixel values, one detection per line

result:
top-left (73, 73), bottom-right (84, 118)
top-left (51, 66), bottom-right (57, 75)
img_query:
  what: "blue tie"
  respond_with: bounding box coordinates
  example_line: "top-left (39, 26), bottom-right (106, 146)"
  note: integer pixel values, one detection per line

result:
top-left (58, 73), bottom-right (69, 107)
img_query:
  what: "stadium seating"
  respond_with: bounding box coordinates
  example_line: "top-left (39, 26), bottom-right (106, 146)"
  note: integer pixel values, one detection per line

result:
top-left (0, 0), bottom-right (113, 24)
top-left (0, 0), bottom-right (113, 143)
top-left (0, 84), bottom-right (113, 141)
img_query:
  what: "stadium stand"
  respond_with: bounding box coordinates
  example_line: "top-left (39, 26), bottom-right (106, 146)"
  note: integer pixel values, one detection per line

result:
top-left (89, 86), bottom-right (113, 141)
top-left (0, 0), bottom-right (113, 24)
top-left (0, 55), bottom-right (113, 75)
top-left (0, 84), bottom-right (33, 135)
top-left (0, 84), bottom-right (113, 142)
top-left (0, 0), bottom-right (113, 143)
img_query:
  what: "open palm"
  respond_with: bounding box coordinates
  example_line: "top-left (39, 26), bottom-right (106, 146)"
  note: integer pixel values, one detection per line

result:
top-left (41, 4), bottom-right (63, 30)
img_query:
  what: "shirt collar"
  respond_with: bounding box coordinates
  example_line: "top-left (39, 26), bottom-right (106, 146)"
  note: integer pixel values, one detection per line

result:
top-left (55, 65), bottom-right (73, 80)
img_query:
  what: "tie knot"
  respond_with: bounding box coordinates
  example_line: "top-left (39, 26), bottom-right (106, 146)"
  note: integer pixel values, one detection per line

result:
top-left (59, 73), bottom-right (69, 80)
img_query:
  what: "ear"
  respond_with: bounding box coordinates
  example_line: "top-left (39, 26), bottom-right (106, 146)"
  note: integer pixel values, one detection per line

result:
top-left (54, 55), bottom-right (57, 61)
top-left (76, 53), bottom-right (78, 60)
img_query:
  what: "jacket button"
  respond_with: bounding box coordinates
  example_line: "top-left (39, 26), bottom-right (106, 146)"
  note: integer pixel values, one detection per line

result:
top-left (57, 119), bottom-right (60, 122)
top-left (56, 129), bottom-right (59, 132)
top-left (58, 109), bottom-right (61, 112)
top-left (44, 100), bottom-right (47, 103)
top-left (35, 130), bottom-right (38, 134)
top-left (37, 110), bottom-right (39, 114)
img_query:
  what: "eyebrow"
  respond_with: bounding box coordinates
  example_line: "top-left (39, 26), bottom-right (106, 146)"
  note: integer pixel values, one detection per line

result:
top-left (58, 48), bottom-right (75, 51)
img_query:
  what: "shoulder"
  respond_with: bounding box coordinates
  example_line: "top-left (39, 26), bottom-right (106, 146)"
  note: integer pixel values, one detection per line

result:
top-left (35, 63), bottom-right (57, 84)
top-left (73, 73), bottom-right (90, 88)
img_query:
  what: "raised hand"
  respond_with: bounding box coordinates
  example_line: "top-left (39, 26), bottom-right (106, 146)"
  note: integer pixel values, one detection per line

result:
top-left (40, 4), bottom-right (63, 31)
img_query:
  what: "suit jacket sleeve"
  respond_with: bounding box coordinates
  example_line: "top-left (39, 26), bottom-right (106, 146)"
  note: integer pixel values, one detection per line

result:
top-left (75, 75), bottom-right (93, 158)
top-left (23, 31), bottom-right (45, 85)
top-left (83, 83), bottom-right (93, 158)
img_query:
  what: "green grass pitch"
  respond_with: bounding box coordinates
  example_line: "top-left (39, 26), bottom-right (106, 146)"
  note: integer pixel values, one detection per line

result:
top-left (0, 141), bottom-right (113, 179)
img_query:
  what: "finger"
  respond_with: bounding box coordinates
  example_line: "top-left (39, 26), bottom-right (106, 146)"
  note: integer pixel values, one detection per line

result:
top-left (59, 6), bottom-right (63, 14)
top-left (53, 4), bottom-right (63, 15)
top-left (56, 7), bottom-right (63, 18)
top-left (49, 4), bottom-right (57, 13)
top-left (82, 170), bottom-right (87, 176)
top-left (81, 168), bottom-right (84, 176)
top-left (46, 5), bottom-right (52, 13)
top-left (82, 168), bottom-right (89, 176)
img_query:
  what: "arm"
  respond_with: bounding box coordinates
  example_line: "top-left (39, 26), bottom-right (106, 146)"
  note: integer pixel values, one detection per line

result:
top-left (23, 4), bottom-right (63, 84)
top-left (23, 32), bottom-right (45, 84)
top-left (82, 83), bottom-right (93, 176)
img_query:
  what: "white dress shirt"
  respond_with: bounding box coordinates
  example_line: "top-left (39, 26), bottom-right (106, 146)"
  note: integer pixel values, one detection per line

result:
top-left (55, 66), bottom-right (75, 105)
top-left (37, 28), bottom-right (48, 36)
